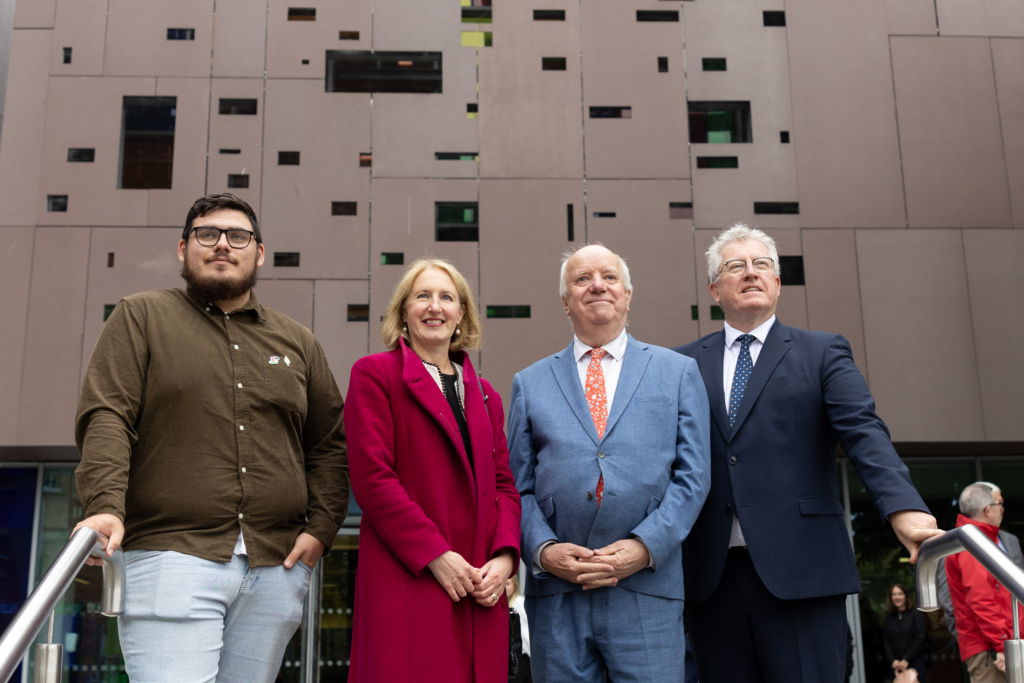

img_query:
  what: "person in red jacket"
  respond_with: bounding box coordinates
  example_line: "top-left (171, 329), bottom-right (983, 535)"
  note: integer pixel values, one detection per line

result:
top-left (947, 482), bottom-right (1024, 683)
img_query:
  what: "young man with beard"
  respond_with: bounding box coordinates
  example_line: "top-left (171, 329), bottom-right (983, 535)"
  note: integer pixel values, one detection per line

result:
top-left (73, 193), bottom-right (349, 683)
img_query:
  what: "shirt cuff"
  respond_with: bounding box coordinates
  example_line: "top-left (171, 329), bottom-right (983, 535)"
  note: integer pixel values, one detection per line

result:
top-left (532, 540), bottom-right (558, 575)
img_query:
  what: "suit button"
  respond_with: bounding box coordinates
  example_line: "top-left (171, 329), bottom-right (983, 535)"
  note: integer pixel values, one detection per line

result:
top-left (586, 491), bottom-right (594, 500)
top-left (729, 456), bottom-right (737, 465)
top-left (598, 451), bottom-right (606, 459)
top-left (725, 503), bottom-right (732, 513)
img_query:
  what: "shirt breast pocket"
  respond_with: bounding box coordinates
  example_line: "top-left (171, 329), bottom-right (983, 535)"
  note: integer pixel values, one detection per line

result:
top-left (262, 354), bottom-right (307, 414)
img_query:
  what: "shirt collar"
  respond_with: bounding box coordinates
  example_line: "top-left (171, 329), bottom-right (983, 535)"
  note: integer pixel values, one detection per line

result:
top-left (573, 327), bottom-right (628, 362)
top-left (184, 285), bottom-right (266, 322)
top-left (724, 315), bottom-right (776, 348)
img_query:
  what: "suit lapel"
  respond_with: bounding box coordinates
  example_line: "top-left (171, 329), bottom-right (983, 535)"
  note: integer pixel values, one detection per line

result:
top-left (729, 321), bottom-right (792, 440)
top-left (697, 331), bottom-right (730, 442)
top-left (551, 341), bottom-right (601, 446)
top-left (603, 335), bottom-right (651, 440)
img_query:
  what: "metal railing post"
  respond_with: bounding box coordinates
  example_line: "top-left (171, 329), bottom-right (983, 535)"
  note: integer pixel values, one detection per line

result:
top-left (32, 612), bottom-right (61, 683)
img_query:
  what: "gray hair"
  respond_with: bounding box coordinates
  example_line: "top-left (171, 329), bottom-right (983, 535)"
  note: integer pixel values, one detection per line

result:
top-left (705, 223), bottom-right (781, 283)
top-left (960, 481), bottom-right (1002, 518)
top-left (559, 244), bottom-right (633, 299)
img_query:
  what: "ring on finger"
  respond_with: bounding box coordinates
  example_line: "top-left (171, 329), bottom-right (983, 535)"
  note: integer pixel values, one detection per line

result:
top-left (490, 593), bottom-right (498, 603)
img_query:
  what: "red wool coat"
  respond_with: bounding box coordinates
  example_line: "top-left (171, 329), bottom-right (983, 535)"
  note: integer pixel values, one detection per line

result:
top-left (345, 340), bottom-right (523, 683)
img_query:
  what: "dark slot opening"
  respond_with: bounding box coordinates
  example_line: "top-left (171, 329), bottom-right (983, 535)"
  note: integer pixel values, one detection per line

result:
top-left (288, 8), bottom-right (316, 21)
top-left (542, 57), bottom-right (567, 71)
top-left (753, 202), bottom-right (799, 215)
top-left (219, 149), bottom-right (241, 154)
top-left (780, 131), bottom-right (790, 143)
top-left (779, 256), bottom-right (805, 285)
top-left (669, 202), bottom-right (694, 219)
top-left (691, 305), bottom-right (699, 320)
top-left (47, 195), bottom-right (68, 212)
top-left (435, 152), bottom-right (477, 161)
top-left (219, 98), bottom-right (258, 115)
top-left (274, 252), bottom-right (301, 267)
top-left (687, 101), bottom-right (752, 144)
top-left (167, 28), bottom-right (195, 40)
top-left (702, 58), bottom-right (727, 71)
top-left (301, 59), bottom-right (310, 65)
top-left (467, 103), bottom-right (478, 113)
top-left (278, 151), bottom-right (300, 165)
top-left (567, 204), bottom-right (575, 242)
top-left (593, 212), bottom-right (616, 218)
top-left (107, 253), bottom-right (115, 268)
top-left (696, 156), bottom-right (738, 169)
top-left (62, 47), bottom-right (72, 64)
top-left (710, 305), bottom-right (725, 320)
top-left (435, 202), bottom-right (479, 242)
top-left (462, 7), bottom-right (492, 22)
top-left (227, 174), bottom-right (249, 188)
top-left (589, 106), bottom-right (631, 119)
top-left (359, 153), bottom-right (372, 167)
top-left (332, 201), bottom-right (357, 216)
top-left (67, 148), bottom-right (95, 162)
top-left (658, 57), bottom-right (668, 73)
top-left (486, 306), bottom-right (531, 319)
top-left (763, 11), bottom-right (786, 26)
top-left (326, 50), bottom-right (443, 94)
top-left (104, 304), bottom-right (116, 321)
top-left (533, 9), bottom-right (565, 20)
top-left (347, 304), bottom-right (370, 322)
top-left (120, 96), bottom-right (176, 189)
top-left (637, 10), bottom-right (679, 21)
top-left (381, 253), bottom-right (404, 265)
top-left (339, 31), bottom-right (360, 40)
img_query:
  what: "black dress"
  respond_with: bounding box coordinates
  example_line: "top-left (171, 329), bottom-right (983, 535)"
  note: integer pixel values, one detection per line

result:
top-left (883, 609), bottom-right (928, 680)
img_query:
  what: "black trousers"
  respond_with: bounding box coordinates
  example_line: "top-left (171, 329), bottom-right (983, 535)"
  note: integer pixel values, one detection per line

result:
top-left (687, 547), bottom-right (848, 683)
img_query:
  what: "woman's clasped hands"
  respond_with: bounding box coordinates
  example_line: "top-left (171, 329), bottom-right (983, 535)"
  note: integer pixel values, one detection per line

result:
top-left (428, 549), bottom-right (517, 607)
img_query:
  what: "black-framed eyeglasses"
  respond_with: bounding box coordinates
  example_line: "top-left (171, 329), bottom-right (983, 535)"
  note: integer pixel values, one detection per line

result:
top-left (720, 257), bottom-right (775, 276)
top-left (189, 226), bottom-right (257, 248)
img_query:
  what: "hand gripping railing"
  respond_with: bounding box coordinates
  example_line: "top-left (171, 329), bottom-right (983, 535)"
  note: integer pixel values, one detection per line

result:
top-left (0, 527), bottom-right (125, 683)
top-left (916, 525), bottom-right (1024, 683)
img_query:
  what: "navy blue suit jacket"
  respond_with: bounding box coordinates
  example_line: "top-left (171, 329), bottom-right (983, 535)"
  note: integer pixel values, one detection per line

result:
top-left (674, 320), bottom-right (928, 602)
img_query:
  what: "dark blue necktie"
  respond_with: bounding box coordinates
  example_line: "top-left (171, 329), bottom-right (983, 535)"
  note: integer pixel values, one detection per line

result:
top-left (728, 334), bottom-right (755, 428)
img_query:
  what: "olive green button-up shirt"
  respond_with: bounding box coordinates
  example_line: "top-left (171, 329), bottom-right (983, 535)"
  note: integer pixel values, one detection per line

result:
top-left (75, 286), bottom-right (349, 567)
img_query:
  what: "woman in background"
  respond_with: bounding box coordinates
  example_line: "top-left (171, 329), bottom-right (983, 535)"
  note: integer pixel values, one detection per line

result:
top-left (506, 574), bottom-right (532, 683)
top-left (883, 583), bottom-right (928, 682)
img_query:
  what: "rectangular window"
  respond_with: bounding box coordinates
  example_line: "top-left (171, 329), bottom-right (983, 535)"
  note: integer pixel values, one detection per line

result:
top-left (637, 10), bottom-right (678, 21)
top-left (302, 59), bottom-right (310, 65)
top-left (332, 201), bottom-right (357, 216)
top-left (107, 252), bottom-right (115, 268)
top-left (780, 131), bottom-right (790, 143)
top-left (47, 195), bottom-right (68, 212)
top-left (702, 58), bottom-right (727, 71)
top-left (593, 212), bottom-right (616, 218)
top-left (542, 57), bottom-right (567, 71)
top-left (62, 47), bottom-right (72, 64)
top-left (779, 255), bottom-right (805, 286)
top-left (567, 204), bottom-right (574, 241)
top-left (534, 10), bottom-right (565, 20)
top-left (688, 101), bottom-right (752, 144)
top-left (104, 304), bottom-right (116, 321)
top-left (691, 305), bottom-right (699, 321)
top-left (274, 252), bottom-right (301, 267)
top-left (696, 156), bottom-right (738, 169)
top-left (462, 7), bottom-right (492, 23)
top-left (227, 174), bottom-right (249, 188)
top-left (167, 28), bottom-right (195, 40)
top-left (278, 151), bottom-right (300, 165)
top-left (460, 31), bottom-right (493, 47)
top-left (466, 102), bottom-right (478, 119)
top-left (288, 8), bottom-right (316, 20)
top-left (219, 149), bottom-right (241, 154)
top-left (359, 153), bottom-right (372, 167)
top-left (120, 96), bottom-right (176, 189)
top-left (381, 253), bottom-right (404, 265)
top-left (589, 106), bottom-right (631, 119)
top-left (347, 304), bottom-right (370, 322)
top-left (487, 306), bottom-right (530, 319)
top-left (67, 148), bottom-right (95, 162)
top-left (658, 57), bottom-right (668, 73)
top-left (753, 202), bottom-right (799, 214)
top-left (339, 31), bottom-right (360, 40)
top-left (669, 202), bottom-right (693, 219)
top-left (435, 202), bottom-right (479, 242)
top-left (711, 305), bottom-right (725, 320)
top-left (435, 152), bottom-right (478, 161)
top-left (763, 11), bottom-right (786, 26)
top-left (219, 98), bottom-right (258, 115)
top-left (326, 51), bottom-right (442, 94)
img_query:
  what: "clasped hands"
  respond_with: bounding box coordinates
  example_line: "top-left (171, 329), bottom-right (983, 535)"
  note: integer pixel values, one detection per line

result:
top-left (540, 539), bottom-right (650, 589)
top-left (427, 549), bottom-right (517, 607)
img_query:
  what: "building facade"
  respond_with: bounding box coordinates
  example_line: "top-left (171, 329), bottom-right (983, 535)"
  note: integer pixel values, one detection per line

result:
top-left (0, 0), bottom-right (1022, 681)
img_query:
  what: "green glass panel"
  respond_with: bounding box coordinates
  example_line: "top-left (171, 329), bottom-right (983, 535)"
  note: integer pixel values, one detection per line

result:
top-left (710, 305), bottom-right (725, 320)
top-left (103, 304), bottom-right (116, 321)
top-left (319, 535), bottom-right (359, 682)
top-left (691, 305), bottom-right (699, 321)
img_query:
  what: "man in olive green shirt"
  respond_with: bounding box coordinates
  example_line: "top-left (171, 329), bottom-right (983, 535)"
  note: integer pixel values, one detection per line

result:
top-left (73, 193), bottom-right (348, 683)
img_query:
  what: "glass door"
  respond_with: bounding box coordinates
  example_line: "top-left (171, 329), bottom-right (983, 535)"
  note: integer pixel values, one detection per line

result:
top-left (318, 533), bottom-right (358, 682)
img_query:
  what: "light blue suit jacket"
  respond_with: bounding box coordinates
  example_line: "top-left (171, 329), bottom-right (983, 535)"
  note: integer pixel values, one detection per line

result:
top-left (508, 334), bottom-right (711, 600)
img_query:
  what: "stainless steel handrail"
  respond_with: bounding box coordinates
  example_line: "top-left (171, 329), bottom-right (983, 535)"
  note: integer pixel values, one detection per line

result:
top-left (0, 527), bottom-right (125, 683)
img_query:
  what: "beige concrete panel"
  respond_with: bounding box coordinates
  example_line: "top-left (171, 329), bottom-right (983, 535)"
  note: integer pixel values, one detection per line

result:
top-left (79, 228), bottom-right (183, 388)
top-left (147, 78), bottom-right (212, 227)
top-left (963, 230), bottom-right (1024, 440)
top-left (758, 228), bottom-right (806, 329)
top-left (372, 49), bottom-right (478, 178)
top-left (368, 179), bottom-right (480, 354)
top-left (689, 144), bottom-right (800, 230)
top-left (104, 0), bottom-right (214, 77)
top-left (936, 0), bottom-right (1024, 38)
top-left (255, 279), bottom-right (314, 330)
top-left (13, 0), bottom-right (54, 28)
top-left (207, 79), bottom-right (264, 203)
top-left (581, 0), bottom-right (688, 179)
top-left (266, 0), bottom-right (371, 79)
top-left (213, 0), bottom-right (268, 78)
top-left (50, 0), bottom-right (106, 76)
top-left (478, 0), bottom-right (583, 178)
top-left (35, 76), bottom-right (154, 227)
top-left (801, 229), bottom-right (868, 376)
top-left (0, 228), bottom-right (36, 444)
top-left (892, 37), bottom-right (1013, 228)
top-left (261, 78), bottom-right (371, 279)
top-left (18, 228), bottom-right (91, 445)
top-left (477, 179), bottom-right (584, 403)
top-left (856, 229), bottom-right (984, 441)
top-left (311, 279), bottom-right (371, 397)
top-left (886, 0), bottom-right (937, 35)
top-left (0, 30), bottom-right (51, 226)
top-left (992, 39), bottom-right (1024, 228)
top-left (372, 0), bottom-right (460, 51)
top-left (787, 0), bottom-right (908, 228)
top-left (586, 180), bottom-right (700, 348)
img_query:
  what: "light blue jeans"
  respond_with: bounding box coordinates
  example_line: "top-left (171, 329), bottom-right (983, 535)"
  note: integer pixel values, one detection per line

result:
top-left (117, 550), bottom-right (313, 683)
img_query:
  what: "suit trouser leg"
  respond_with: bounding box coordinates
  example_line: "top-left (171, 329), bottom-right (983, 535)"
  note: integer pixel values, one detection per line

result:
top-left (687, 548), bottom-right (847, 683)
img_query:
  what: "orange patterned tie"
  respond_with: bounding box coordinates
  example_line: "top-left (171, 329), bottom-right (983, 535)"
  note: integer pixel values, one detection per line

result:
top-left (585, 349), bottom-right (608, 506)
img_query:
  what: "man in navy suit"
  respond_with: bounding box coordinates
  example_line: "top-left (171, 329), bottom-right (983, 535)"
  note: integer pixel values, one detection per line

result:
top-left (509, 244), bottom-right (711, 682)
top-left (674, 225), bottom-right (942, 683)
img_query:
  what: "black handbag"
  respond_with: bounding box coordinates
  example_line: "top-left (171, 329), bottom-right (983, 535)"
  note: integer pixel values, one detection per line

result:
top-left (508, 607), bottom-right (523, 679)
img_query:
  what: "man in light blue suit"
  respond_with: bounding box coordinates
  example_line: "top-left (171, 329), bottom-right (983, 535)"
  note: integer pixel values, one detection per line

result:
top-left (508, 244), bottom-right (711, 683)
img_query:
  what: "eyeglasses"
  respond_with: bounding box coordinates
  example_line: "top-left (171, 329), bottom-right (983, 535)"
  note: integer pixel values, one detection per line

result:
top-left (988, 502), bottom-right (1006, 509)
top-left (720, 258), bottom-right (775, 276)
top-left (189, 226), bottom-right (257, 248)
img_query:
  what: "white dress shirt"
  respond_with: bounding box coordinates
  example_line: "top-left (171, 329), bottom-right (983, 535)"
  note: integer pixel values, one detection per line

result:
top-left (722, 315), bottom-right (776, 547)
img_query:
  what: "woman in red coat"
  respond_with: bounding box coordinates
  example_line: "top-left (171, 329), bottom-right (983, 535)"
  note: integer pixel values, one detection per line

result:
top-left (345, 258), bottom-right (523, 683)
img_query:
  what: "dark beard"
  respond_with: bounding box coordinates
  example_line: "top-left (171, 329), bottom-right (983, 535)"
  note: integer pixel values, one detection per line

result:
top-left (180, 248), bottom-right (258, 303)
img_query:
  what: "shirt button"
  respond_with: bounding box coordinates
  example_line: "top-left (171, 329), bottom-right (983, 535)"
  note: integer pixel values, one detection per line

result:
top-left (205, 307), bottom-right (210, 312)
top-left (241, 467), bottom-right (246, 473)
top-left (238, 513), bottom-right (244, 519)
top-left (233, 344), bottom-right (239, 350)
top-left (586, 491), bottom-right (594, 500)
top-left (239, 425), bottom-right (245, 431)
top-left (729, 456), bottom-right (737, 465)
top-left (225, 315), bottom-right (230, 320)
top-left (237, 383), bottom-right (243, 389)
top-left (598, 451), bottom-right (606, 459)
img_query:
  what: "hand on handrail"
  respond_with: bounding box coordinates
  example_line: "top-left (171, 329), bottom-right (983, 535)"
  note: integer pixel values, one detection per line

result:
top-left (72, 514), bottom-right (124, 566)
top-left (890, 510), bottom-right (944, 564)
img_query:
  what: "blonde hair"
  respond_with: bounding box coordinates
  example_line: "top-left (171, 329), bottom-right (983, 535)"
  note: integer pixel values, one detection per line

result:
top-left (380, 258), bottom-right (482, 352)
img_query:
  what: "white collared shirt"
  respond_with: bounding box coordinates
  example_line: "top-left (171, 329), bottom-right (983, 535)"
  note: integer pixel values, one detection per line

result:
top-left (573, 328), bottom-right (629, 415)
top-left (722, 315), bottom-right (776, 547)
